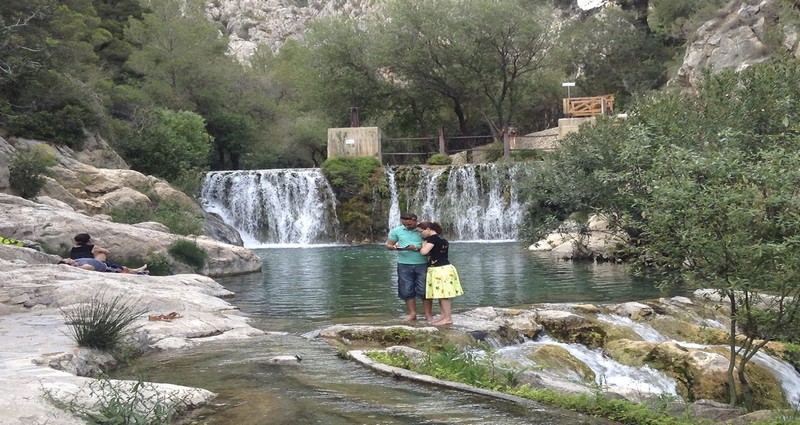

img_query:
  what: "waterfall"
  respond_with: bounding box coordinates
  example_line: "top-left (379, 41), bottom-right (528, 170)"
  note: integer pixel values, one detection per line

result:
top-left (386, 164), bottom-right (528, 240)
top-left (201, 169), bottom-right (339, 246)
top-left (200, 163), bottom-right (530, 245)
top-left (385, 167), bottom-right (400, 235)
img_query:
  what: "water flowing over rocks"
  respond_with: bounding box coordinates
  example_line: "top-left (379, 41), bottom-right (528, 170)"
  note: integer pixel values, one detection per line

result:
top-left (318, 293), bottom-right (798, 421)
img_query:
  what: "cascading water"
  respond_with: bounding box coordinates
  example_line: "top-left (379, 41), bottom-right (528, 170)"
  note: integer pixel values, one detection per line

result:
top-left (597, 314), bottom-right (800, 408)
top-left (387, 164), bottom-right (529, 240)
top-left (201, 164), bottom-right (530, 245)
top-left (201, 169), bottom-right (339, 246)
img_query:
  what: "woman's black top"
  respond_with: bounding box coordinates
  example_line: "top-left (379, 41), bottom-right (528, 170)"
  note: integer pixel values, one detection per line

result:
top-left (424, 234), bottom-right (450, 267)
top-left (69, 244), bottom-right (94, 259)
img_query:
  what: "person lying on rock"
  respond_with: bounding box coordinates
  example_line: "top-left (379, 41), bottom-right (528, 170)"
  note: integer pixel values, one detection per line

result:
top-left (58, 257), bottom-right (148, 274)
top-left (69, 233), bottom-right (132, 271)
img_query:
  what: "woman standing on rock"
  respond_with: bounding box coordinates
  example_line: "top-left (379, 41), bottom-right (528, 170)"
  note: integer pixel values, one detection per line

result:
top-left (417, 221), bottom-right (463, 326)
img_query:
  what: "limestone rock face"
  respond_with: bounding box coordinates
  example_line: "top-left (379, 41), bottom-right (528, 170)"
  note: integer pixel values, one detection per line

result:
top-left (0, 193), bottom-right (261, 277)
top-left (206, 0), bottom-right (377, 62)
top-left (0, 257), bottom-right (262, 425)
top-left (672, 0), bottom-right (797, 92)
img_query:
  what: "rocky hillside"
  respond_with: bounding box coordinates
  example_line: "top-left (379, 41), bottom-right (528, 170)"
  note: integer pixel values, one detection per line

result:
top-left (207, 0), bottom-right (800, 91)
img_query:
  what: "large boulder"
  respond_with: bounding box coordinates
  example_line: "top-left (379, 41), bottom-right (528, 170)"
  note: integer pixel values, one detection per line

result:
top-left (0, 193), bottom-right (261, 277)
top-left (0, 257), bottom-right (263, 425)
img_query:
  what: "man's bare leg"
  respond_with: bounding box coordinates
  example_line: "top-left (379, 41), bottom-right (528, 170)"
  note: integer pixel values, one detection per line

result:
top-left (423, 299), bottom-right (434, 322)
top-left (404, 299), bottom-right (418, 321)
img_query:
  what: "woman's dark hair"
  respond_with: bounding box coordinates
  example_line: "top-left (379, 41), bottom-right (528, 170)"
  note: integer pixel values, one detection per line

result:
top-left (74, 233), bottom-right (91, 244)
top-left (417, 221), bottom-right (443, 234)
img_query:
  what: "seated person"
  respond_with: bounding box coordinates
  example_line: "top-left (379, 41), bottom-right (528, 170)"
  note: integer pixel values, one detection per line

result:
top-left (69, 233), bottom-right (134, 271)
top-left (59, 258), bottom-right (148, 274)
top-left (70, 233), bottom-right (112, 261)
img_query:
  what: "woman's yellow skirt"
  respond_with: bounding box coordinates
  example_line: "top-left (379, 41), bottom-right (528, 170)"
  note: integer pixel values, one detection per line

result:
top-left (425, 264), bottom-right (463, 299)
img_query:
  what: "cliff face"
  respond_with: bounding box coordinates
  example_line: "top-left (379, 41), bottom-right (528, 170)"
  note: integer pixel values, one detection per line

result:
top-left (208, 0), bottom-right (800, 92)
top-left (672, 0), bottom-right (800, 92)
top-left (205, 0), bottom-right (376, 61)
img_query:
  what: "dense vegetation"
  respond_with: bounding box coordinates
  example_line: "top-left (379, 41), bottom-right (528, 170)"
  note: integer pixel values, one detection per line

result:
top-left (523, 59), bottom-right (800, 408)
top-left (2, 0), bottom-right (776, 188)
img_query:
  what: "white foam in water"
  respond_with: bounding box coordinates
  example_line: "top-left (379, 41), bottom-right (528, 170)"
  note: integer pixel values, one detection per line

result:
top-left (495, 337), bottom-right (678, 401)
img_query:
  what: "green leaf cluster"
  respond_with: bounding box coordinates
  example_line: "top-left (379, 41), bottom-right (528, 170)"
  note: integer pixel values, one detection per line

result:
top-left (167, 239), bottom-right (207, 271)
top-left (8, 144), bottom-right (57, 199)
top-left (522, 58), bottom-right (800, 408)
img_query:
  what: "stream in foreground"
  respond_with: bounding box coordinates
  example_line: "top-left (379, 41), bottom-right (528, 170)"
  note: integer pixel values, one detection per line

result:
top-left (115, 243), bottom-right (676, 424)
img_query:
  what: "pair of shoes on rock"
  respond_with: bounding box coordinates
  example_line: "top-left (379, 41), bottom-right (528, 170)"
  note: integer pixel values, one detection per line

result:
top-left (148, 311), bottom-right (182, 321)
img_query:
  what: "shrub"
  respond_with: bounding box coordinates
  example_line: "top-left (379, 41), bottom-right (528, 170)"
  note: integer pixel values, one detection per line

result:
top-left (61, 292), bottom-right (146, 352)
top-left (168, 239), bottom-right (207, 271)
top-left (110, 201), bottom-right (203, 236)
top-left (321, 156), bottom-right (382, 202)
top-left (427, 153), bottom-right (452, 165)
top-left (9, 145), bottom-right (58, 199)
top-left (144, 252), bottom-right (173, 276)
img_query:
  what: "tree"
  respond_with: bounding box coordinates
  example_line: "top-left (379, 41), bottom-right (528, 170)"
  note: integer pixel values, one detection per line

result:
top-left (123, 108), bottom-right (212, 181)
top-left (372, 0), bottom-right (555, 137)
top-left (561, 7), bottom-right (672, 107)
top-left (124, 0), bottom-right (229, 111)
top-left (523, 60), bottom-right (800, 409)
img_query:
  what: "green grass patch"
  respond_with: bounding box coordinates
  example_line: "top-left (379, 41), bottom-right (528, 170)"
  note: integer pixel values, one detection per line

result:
top-left (44, 376), bottom-right (194, 425)
top-left (368, 342), bottom-right (702, 425)
top-left (110, 201), bottom-right (203, 236)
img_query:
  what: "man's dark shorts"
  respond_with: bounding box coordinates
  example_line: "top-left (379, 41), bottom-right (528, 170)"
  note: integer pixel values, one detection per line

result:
top-left (397, 263), bottom-right (427, 300)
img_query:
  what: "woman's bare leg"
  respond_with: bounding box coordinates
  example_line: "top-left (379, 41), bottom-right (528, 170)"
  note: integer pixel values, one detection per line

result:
top-left (431, 299), bottom-right (452, 325)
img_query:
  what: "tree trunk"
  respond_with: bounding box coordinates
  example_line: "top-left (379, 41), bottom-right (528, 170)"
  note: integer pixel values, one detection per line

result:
top-left (727, 292), bottom-right (739, 406)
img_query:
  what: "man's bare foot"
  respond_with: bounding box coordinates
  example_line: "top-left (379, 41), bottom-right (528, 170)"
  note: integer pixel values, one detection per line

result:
top-left (431, 318), bottom-right (452, 326)
top-left (425, 316), bottom-right (435, 323)
top-left (404, 314), bottom-right (418, 321)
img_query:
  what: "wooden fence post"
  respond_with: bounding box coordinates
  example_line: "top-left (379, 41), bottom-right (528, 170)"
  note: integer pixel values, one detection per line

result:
top-left (438, 127), bottom-right (446, 155)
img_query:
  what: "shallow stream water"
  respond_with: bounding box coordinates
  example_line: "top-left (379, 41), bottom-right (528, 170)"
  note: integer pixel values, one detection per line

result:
top-left (114, 243), bottom-right (675, 424)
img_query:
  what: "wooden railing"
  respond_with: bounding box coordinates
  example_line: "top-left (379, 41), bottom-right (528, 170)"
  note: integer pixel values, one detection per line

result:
top-left (563, 95), bottom-right (614, 118)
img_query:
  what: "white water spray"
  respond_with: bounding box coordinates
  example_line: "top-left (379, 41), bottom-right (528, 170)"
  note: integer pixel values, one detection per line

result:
top-left (201, 169), bottom-right (339, 246)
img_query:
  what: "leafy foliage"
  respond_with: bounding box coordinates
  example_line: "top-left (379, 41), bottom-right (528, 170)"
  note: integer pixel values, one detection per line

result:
top-left (110, 200), bottom-right (203, 236)
top-left (523, 59), bottom-right (800, 408)
top-left (321, 156), bottom-right (382, 202)
top-left (61, 292), bottom-right (146, 352)
top-left (427, 153), bottom-right (452, 166)
top-left (121, 108), bottom-right (212, 182)
top-left (8, 144), bottom-right (57, 199)
top-left (167, 239), bottom-right (207, 271)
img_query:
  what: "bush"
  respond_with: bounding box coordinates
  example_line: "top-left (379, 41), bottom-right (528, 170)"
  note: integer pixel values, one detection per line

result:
top-left (110, 201), bottom-right (203, 236)
top-left (168, 239), bottom-right (207, 271)
top-left (427, 153), bottom-right (452, 165)
top-left (9, 145), bottom-right (58, 199)
top-left (61, 292), bottom-right (146, 352)
top-left (321, 156), bottom-right (382, 202)
top-left (144, 252), bottom-right (173, 276)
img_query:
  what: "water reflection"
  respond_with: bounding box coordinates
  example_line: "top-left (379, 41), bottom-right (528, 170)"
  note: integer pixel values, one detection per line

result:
top-left (219, 242), bottom-right (670, 332)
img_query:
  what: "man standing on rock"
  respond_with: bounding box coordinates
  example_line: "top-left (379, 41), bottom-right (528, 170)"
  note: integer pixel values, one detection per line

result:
top-left (386, 212), bottom-right (432, 322)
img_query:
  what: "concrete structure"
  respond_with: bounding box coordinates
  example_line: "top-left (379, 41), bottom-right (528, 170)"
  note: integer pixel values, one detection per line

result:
top-left (327, 127), bottom-right (382, 160)
top-left (558, 117), bottom-right (595, 140)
